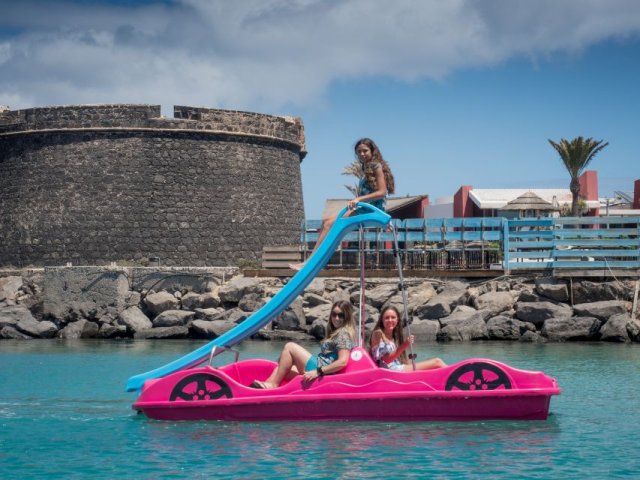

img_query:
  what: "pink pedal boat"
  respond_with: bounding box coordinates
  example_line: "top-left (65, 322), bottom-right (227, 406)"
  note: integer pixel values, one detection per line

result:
top-left (133, 347), bottom-right (560, 421)
top-left (129, 204), bottom-right (560, 421)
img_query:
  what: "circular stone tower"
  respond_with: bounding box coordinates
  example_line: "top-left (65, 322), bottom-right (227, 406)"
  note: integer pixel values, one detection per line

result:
top-left (0, 104), bottom-right (306, 267)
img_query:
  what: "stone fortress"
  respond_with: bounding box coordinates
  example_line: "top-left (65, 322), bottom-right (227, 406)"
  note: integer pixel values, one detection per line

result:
top-left (0, 104), bottom-right (306, 268)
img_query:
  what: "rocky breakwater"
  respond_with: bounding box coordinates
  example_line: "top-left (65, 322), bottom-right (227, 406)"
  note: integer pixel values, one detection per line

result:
top-left (1, 268), bottom-right (639, 343)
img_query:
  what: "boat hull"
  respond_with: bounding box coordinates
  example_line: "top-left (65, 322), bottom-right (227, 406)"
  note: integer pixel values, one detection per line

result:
top-left (133, 348), bottom-right (560, 422)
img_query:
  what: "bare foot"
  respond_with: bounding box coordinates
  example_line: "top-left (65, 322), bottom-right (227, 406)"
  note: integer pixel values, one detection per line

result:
top-left (251, 380), bottom-right (276, 389)
top-left (289, 262), bottom-right (305, 271)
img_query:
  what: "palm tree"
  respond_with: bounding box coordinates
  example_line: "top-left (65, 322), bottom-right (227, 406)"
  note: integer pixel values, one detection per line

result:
top-left (548, 136), bottom-right (608, 216)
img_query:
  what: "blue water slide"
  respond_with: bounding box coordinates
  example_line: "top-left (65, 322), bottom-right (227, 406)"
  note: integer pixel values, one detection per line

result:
top-left (125, 203), bottom-right (391, 392)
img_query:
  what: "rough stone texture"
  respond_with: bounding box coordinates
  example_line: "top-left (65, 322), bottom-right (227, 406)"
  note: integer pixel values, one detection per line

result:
top-left (535, 277), bottom-right (570, 302)
top-left (118, 306), bottom-right (152, 333)
top-left (572, 301), bottom-right (629, 322)
top-left (273, 297), bottom-right (305, 331)
top-left (572, 280), bottom-right (631, 304)
top-left (437, 311), bottom-right (487, 341)
top-left (365, 284), bottom-right (398, 308)
top-left (515, 301), bottom-right (573, 328)
top-left (135, 326), bottom-right (190, 339)
top-left (628, 320), bottom-right (640, 342)
top-left (238, 293), bottom-right (266, 312)
top-left (1, 326), bottom-right (31, 339)
top-left (218, 277), bottom-right (264, 304)
top-left (152, 310), bottom-right (195, 328)
top-left (0, 276), bottom-right (22, 304)
top-left (472, 291), bottom-right (516, 317)
top-left (0, 104), bottom-right (305, 268)
top-left (0, 305), bottom-right (37, 327)
top-left (599, 313), bottom-right (632, 342)
top-left (43, 267), bottom-right (129, 321)
top-left (302, 292), bottom-right (330, 308)
top-left (409, 318), bottom-right (439, 342)
top-left (58, 319), bottom-right (100, 339)
top-left (486, 315), bottom-right (534, 340)
top-left (15, 315), bottom-right (57, 338)
top-left (144, 291), bottom-right (180, 317)
top-left (98, 323), bottom-right (128, 339)
top-left (309, 318), bottom-right (327, 339)
top-left (415, 281), bottom-right (468, 320)
top-left (303, 278), bottom-right (325, 297)
top-left (542, 317), bottom-right (602, 341)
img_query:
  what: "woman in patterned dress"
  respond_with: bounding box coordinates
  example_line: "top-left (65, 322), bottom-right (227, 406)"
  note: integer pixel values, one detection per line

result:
top-left (251, 300), bottom-right (356, 389)
top-left (370, 305), bottom-right (446, 372)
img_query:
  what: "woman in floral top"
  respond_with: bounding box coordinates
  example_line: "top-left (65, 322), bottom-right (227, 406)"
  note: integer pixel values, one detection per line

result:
top-left (252, 300), bottom-right (356, 389)
top-left (370, 306), bottom-right (446, 372)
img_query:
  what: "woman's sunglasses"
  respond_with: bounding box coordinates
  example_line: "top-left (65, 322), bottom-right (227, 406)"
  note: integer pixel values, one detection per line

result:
top-left (331, 311), bottom-right (345, 319)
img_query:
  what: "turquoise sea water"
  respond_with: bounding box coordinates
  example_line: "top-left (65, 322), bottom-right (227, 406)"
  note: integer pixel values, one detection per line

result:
top-left (1, 339), bottom-right (639, 479)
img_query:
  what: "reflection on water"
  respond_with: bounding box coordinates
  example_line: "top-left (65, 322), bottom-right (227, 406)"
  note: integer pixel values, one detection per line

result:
top-left (1, 339), bottom-right (638, 479)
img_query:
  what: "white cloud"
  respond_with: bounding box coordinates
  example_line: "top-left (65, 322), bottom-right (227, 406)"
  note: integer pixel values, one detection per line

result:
top-left (1, 0), bottom-right (639, 111)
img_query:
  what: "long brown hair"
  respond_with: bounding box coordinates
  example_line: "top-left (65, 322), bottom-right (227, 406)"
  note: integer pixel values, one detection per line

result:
top-left (325, 300), bottom-right (356, 342)
top-left (370, 305), bottom-right (407, 364)
top-left (355, 138), bottom-right (395, 195)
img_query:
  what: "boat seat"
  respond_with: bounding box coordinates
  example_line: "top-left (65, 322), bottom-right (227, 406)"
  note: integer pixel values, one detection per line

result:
top-left (342, 346), bottom-right (377, 374)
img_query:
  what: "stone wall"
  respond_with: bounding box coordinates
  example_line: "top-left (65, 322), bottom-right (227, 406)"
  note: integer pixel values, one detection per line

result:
top-left (0, 105), bottom-right (306, 268)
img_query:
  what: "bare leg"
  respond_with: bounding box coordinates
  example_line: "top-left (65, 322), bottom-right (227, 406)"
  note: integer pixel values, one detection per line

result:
top-left (259, 342), bottom-right (312, 388)
top-left (404, 357), bottom-right (447, 371)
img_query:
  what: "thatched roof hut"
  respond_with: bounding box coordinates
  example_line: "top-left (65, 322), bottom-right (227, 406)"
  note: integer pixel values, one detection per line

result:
top-left (498, 191), bottom-right (559, 217)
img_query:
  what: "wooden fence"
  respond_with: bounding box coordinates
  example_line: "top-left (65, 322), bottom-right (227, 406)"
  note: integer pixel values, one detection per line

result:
top-left (299, 216), bottom-right (640, 274)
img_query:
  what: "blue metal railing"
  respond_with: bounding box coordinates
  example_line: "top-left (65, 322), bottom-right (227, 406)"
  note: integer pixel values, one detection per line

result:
top-left (300, 216), bottom-right (640, 272)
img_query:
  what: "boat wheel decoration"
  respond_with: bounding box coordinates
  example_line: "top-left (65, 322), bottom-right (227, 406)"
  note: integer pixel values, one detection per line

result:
top-left (444, 362), bottom-right (512, 391)
top-left (169, 373), bottom-right (233, 402)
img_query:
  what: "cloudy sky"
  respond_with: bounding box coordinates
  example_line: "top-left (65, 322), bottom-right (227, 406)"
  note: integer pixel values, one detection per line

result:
top-left (2, 0), bottom-right (639, 217)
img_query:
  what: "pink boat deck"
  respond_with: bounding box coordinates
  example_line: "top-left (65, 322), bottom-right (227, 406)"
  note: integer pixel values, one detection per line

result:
top-left (133, 348), bottom-right (560, 421)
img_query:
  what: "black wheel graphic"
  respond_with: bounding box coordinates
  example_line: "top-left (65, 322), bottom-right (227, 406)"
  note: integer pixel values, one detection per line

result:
top-left (169, 373), bottom-right (233, 402)
top-left (445, 362), bottom-right (512, 391)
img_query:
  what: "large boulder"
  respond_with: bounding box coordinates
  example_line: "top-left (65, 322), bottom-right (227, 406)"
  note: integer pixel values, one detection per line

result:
top-left (303, 278), bottom-right (325, 296)
top-left (238, 293), bottom-right (266, 312)
top-left (152, 310), bottom-right (195, 328)
top-left (437, 311), bottom-right (487, 342)
top-left (573, 301), bottom-right (629, 322)
top-left (58, 319), bottom-right (100, 339)
top-left (303, 293), bottom-right (330, 308)
top-left (15, 315), bottom-right (58, 338)
top-left (409, 318), bottom-right (439, 342)
top-left (0, 305), bottom-right (38, 327)
top-left (43, 267), bottom-right (129, 321)
top-left (542, 316), bottom-right (602, 341)
top-left (472, 291), bottom-right (516, 317)
top-left (273, 297), bottom-right (305, 331)
top-left (218, 277), bottom-right (264, 304)
top-left (144, 291), bottom-right (180, 316)
top-left (135, 326), bottom-right (190, 339)
top-left (415, 281), bottom-right (469, 320)
top-left (535, 277), bottom-right (569, 302)
top-left (599, 313), bottom-right (632, 342)
top-left (486, 315), bottom-right (535, 340)
top-left (98, 323), bottom-right (128, 339)
top-left (0, 276), bottom-right (23, 305)
top-left (118, 306), bottom-right (153, 333)
top-left (572, 280), bottom-right (630, 303)
top-left (515, 301), bottom-right (573, 328)
top-left (1, 326), bottom-right (32, 339)
top-left (365, 284), bottom-right (398, 308)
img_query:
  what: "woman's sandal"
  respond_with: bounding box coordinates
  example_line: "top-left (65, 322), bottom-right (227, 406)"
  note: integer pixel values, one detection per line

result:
top-left (251, 380), bottom-right (268, 389)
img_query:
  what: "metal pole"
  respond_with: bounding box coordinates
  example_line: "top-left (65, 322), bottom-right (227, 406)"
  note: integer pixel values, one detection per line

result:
top-left (358, 225), bottom-right (366, 347)
top-left (391, 223), bottom-right (416, 370)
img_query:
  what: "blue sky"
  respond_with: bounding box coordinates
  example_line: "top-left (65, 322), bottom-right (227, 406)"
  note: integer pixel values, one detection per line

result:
top-left (1, 1), bottom-right (639, 218)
